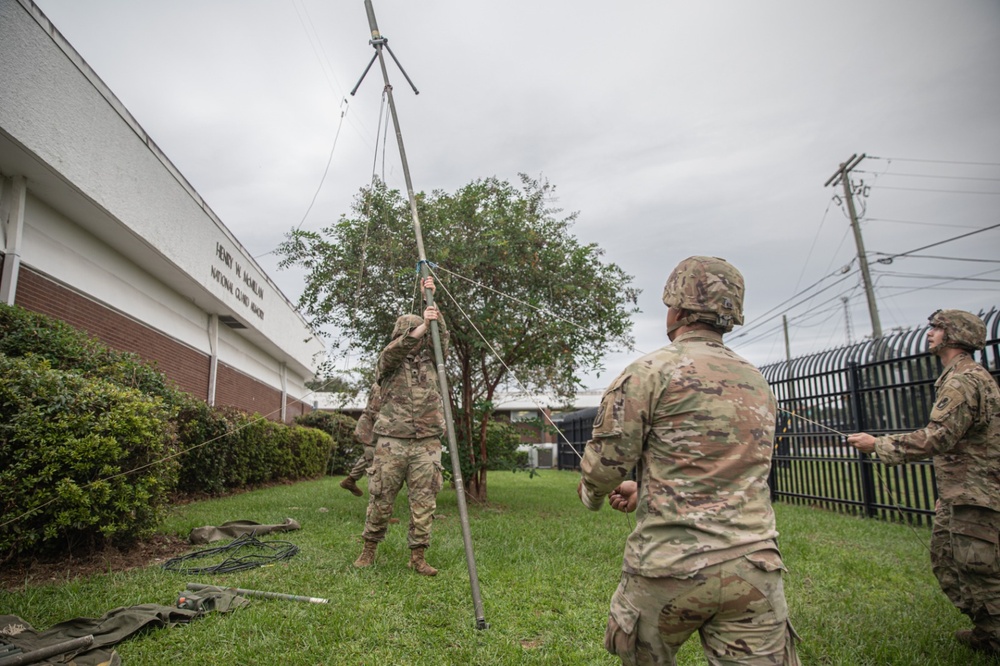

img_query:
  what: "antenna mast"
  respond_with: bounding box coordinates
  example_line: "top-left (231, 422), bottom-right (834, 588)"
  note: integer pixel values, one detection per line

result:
top-left (352, 0), bottom-right (487, 630)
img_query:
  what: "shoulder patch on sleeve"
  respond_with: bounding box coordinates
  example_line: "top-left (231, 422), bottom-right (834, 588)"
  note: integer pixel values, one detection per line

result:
top-left (592, 372), bottom-right (632, 436)
top-left (930, 385), bottom-right (965, 421)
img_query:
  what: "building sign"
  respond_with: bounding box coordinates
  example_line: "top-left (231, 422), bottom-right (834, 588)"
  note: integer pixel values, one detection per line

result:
top-left (211, 242), bottom-right (265, 320)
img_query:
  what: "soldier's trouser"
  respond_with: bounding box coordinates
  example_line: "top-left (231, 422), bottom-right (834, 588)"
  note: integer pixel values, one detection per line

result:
top-left (347, 444), bottom-right (376, 481)
top-left (604, 550), bottom-right (800, 666)
top-left (361, 435), bottom-right (443, 549)
top-left (931, 502), bottom-right (1000, 639)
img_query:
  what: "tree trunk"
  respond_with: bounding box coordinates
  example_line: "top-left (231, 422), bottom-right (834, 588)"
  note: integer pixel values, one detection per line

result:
top-left (465, 470), bottom-right (487, 502)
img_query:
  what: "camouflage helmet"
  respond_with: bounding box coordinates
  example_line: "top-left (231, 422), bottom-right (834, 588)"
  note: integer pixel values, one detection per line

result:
top-left (662, 256), bottom-right (745, 332)
top-left (928, 309), bottom-right (985, 351)
top-left (391, 314), bottom-right (424, 339)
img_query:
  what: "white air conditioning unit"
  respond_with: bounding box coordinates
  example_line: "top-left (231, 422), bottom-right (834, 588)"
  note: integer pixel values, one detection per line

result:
top-left (517, 443), bottom-right (555, 469)
top-left (535, 445), bottom-right (554, 468)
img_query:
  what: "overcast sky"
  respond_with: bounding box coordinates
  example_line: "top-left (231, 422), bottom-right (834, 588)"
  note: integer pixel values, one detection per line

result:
top-left (34, 0), bottom-right (1000, 389)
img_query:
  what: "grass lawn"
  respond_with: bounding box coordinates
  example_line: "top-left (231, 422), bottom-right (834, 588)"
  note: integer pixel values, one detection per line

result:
top-left (0, 470), bottom-right (991, 665)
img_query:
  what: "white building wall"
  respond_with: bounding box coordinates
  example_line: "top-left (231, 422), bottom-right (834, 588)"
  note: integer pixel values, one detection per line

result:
top-left (0, 0), bottom-right (324, 395)
top-left (24, 195), bottom-right (212, 353)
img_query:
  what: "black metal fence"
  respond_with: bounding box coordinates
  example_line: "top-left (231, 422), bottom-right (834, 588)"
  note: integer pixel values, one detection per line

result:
top-left (553, 407), bottom-right (597, 471)
top-left (761, 307), bottom-right (999, 526)
top-left (557, 308), bottom-right (1000, 527)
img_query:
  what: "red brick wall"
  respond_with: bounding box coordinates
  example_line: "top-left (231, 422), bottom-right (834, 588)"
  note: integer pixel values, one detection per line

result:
top-left (214, 363), bottom-right (311, 422)
top-left (215, 362), bottom-right (281, 418)
top-left (11, 266), bottom-right (305, 421)
top-left (285, 395), bottom-right (311, 420)
top-left (15, 267), bottom-right (210, 399)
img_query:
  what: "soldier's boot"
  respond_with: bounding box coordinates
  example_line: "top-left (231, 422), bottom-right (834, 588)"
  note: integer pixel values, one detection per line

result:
top-left (339, 476), bottom-right (363, 497)
top-left (955, 628), bottom-right (1000, 655)
top-left (407, 547), bottom-right (437, 576)
top-left (353, 540), bottom-right (378, 568)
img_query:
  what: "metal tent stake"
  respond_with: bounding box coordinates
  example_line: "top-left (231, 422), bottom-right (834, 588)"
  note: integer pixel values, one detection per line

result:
top-left (352, 0), bottom-right (487, 631)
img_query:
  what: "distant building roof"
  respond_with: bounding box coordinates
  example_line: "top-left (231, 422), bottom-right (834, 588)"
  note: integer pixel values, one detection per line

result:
top-left (492, 389), bottom-right (603, 411)
top-left (312, 388), bottom-right (604, 413)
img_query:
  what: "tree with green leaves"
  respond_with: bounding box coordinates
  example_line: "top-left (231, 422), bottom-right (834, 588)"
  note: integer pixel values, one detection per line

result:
top-left (278, 174), bottom-right (638, 501)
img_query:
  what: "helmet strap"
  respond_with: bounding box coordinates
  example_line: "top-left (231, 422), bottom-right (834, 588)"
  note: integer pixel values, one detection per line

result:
top-left (667, 311), bottom-right (700, 335)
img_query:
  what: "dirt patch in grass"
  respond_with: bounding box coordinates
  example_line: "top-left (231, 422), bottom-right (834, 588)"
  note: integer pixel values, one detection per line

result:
top-left (1, 534), bottom-right (192, 592)
top-left (1, 482), bottom-right (314, 592)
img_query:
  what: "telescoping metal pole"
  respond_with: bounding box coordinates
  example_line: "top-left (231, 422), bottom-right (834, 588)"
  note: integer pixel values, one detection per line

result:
top-left (186, 583), bottom-right (329, 604)
top-left (355, 0), bottom-right (487, 630)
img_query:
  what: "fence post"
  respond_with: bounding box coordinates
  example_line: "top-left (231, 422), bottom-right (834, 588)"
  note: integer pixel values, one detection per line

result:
top-left (848, 362), bottom-right (878, 518)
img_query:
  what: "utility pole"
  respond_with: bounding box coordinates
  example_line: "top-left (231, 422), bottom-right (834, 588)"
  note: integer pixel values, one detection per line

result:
top-left (782, 314), bottom-right (792, 364)
top-left (825, 154), bottom-right (882, 339)
top-left (841, 296), bottom-right (854, 345)
top-left (782, 314), bottom-right (797, 404)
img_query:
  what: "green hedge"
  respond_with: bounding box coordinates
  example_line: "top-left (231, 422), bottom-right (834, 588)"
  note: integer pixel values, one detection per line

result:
top-left (443, 418), bottom-right (527, 476)
top-left (0, 303), bottom-right (336, 560)
top-left (174, 406), bottom-right (333, 495)
top-left (286, 425), bottom-right (332, 479)
top-left (484, 420), bottom-right (529, 470)
top-left (294, 410), bottom-right (359, 475)
top-left (0, 354), bottom-right (178, 559)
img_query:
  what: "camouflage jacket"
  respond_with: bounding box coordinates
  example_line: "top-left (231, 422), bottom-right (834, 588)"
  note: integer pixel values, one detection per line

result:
top-left (874, 353), bottom-right (1000, 511)
top-left (372, 314), bottom-right (449, 439)
top-left (353, 384), bottom-right (383, 446)
top-left (579, 329), bottom-right (779, 577)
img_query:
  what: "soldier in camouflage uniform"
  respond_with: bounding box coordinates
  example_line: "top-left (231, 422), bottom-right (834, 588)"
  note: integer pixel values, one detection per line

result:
top-left (848, 309), bottom-right (1000, 655)
top-left (579, 256), bottom-right (800, 666)
top-left (354, 277), bottom-right (447, 576)
top-left (339, 383), bottom-right (382, 497)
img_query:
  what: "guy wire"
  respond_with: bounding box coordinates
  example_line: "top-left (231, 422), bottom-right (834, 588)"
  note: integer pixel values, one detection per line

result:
top-left (1, 258), bottom-right (602, 533)
top-left (431, 264), bottom-right (646, 356)
top-left (427, 265), bottom-right (586, 462)
top-left (427, 266), bottom-right (635, 533)
top-left (778, 407), bottom-right (930, 551)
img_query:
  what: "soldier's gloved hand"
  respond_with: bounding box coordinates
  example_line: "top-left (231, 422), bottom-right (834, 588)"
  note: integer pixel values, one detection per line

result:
top-left (608, 481), bottom-right (638, 513)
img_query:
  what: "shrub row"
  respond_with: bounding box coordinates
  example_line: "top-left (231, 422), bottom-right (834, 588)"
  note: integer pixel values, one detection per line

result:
top-left (0, 354), bottom-right (178, 559)
top-left (0, 304), bottom-right (346, 563)
top-left (443, 417), bottom-right (528, 480)
top-left (176, 402), bottom-right (331, 495)
top-left (294, 409), bottom-right (360, 475)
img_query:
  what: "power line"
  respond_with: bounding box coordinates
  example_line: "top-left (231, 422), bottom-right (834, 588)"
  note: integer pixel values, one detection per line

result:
top-left (730, 273), bottom-right (858, 346)
top-left (873, 266), bottom-right (1000, 298)
top-left (790, 199), bottom-right (834, 297)
top-left (826, 154), bottom-right (881, 338)
top-left (878, 285), bottom-right (1000, 293)
top-left (855, 169), bottom-right (1000, 183)
top-left (736, 263), bottom-right (855, 334)
top-left (867, 156), bottom-right (1000, 168)
top-left (732, 286), bottom-right (858, 352)
top-left (870, 185), bottom-right (1000, 195)
top-left (871, 252), bottom-right (1000, 264)
top-left (872, 269), bottom-right (1000, 284)
top-left (865, 217), bottom-right (982, 229)
top-left (872, 222), bottom-right (1000, 263)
